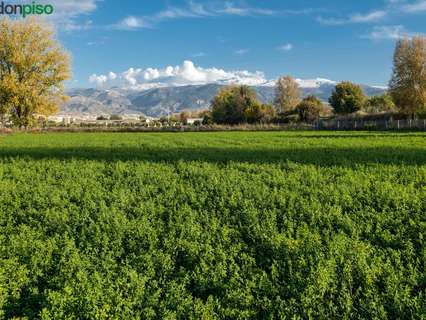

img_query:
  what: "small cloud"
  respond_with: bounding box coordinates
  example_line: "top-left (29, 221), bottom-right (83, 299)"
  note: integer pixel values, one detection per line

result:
top-left (117, 16), bottom-right (150, 30)
top-left (220, 2), bottom-right (277, 16)
top-left (317, 10), bottom-right (387, 25)
top-left (234, 49), bottom-right (249, 55)
top-left (403, 1), bottom-right (426, 13)
top-left (87, 37), bottom-right (108, 47)
top-left (63, 20), bottom-right (93, 32)
top-left (89, 72), bottom-right (118, 86)
top-left (277, 43), bottom-right (293, 52)
top-left (361, 25), bottom-right (424, 40)
top-left (191, 52), bottom-right (206, 57)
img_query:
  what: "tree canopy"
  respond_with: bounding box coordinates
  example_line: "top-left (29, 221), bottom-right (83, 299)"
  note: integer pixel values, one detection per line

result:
top-left (296, 95), bottom-right (324, 123)
top-left (211, 85), bottom-right (271, 124)
top-left (274, 75), bottom-right (301, 113)
top-left (329, 82), bottom-right (366, 114)
top-left (364, 94), bottom-right (396, 113)
top-left (0, 18), bottom-right (70, 127)
top-left (389, 37), bottom-right (426, 117)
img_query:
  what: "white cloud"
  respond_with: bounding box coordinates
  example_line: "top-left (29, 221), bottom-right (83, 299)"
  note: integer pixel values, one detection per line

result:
top-left (118, 16), bottom-right (149, 30)
top-left (89, 71), bottom-right (119, 86)
top-left (234, 49), bottom-right (249, 55)
top-left (220, 2), bottom-right (276, 16)
top-left (317, 10), bottom-right (387, 25)
top-left (108, 72), bottom-right (117, 80)
top-left (115, 1), bottom-right (290, 30)
top-left (191, 52), bottom-right (206, 57)
top-left (34, 0), bottom-right (101, 30)
top-left (89, 60), bottom-right (269, 90)
top-left (362, 25), bottom-right (424, 40)
top-left (403, 0), bottom-right (426, 12)
top-left (277, 43), bottom-right (293, 52)
top-left (350, 10), bottom-right (387, 23)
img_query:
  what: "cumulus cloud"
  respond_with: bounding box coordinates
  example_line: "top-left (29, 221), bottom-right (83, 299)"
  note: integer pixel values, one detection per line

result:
top-left (89, 60), bottom-right (269, 90)
top-left (89, 71), bottom-right (118, 86)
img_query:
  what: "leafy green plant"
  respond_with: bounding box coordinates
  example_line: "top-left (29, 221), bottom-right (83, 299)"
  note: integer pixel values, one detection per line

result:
top-left (0, 131), bottom-right (424, 319)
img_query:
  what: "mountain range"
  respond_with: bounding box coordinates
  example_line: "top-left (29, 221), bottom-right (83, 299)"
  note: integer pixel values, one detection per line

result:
top-left (62, 79), bottom-right (386, 117)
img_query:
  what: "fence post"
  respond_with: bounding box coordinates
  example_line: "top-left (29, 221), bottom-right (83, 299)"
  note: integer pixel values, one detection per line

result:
top-left (337, 121), bottom-right (340, 130)
top-left (397, 120), bottom-right (400, 130)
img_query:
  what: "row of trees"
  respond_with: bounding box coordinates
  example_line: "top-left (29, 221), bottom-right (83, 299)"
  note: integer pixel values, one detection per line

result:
top-left (207, 80), bottom-right (393, 125)
top-left (208, 36), bottom-right (426, 125)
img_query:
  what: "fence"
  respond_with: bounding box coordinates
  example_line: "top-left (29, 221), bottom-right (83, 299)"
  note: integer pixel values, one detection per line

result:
top-left (316, 119), bottom-right (426, 131)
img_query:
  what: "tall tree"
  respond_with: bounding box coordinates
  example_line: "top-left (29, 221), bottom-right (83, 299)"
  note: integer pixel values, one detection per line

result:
top-left (274, 75), bottom-right (301, 113)
top-left (389, 37), bottom-right (426, 117)
top-left (329, 82), bottom-right (366, 114)
top-left (0, 18), bottom-right (70, 128)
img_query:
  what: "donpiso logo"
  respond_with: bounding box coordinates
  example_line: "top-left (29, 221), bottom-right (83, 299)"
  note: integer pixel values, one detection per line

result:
top-left (0, 1), bottom-right (54, 17)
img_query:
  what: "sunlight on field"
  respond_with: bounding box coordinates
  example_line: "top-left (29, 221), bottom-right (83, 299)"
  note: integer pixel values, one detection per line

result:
top-left (0, 132), bottom-right (425, 319)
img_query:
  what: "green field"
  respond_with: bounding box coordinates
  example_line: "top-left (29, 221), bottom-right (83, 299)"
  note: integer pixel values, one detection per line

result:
top-left (0, 132), bottom-right (425, 319)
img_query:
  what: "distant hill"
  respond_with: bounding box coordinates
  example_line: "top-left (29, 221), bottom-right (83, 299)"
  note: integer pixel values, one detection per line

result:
top-left (62, 82), bottom-right (386, 117)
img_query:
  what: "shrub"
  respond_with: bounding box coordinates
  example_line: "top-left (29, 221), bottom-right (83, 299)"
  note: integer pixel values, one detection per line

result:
top-left (110, 115), bottom-right (123, 121)
top-left (296, 95), bottom-right (324, 123)
top-left (364, 94), bottom-right (396, 113)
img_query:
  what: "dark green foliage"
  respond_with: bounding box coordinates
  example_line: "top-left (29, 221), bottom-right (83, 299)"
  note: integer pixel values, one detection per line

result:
top-left (364, 94), bottom-right (396, 113)
top-left (0, 132), bottom-right (425, 319)
top-left (244, 103), bottom-right (276, 124)
top-left (329, 82), bottom-right (366, 114)
top-left (96, 116), bottom-right (108, 121)
top-left (296, 95), bottom-right (323, 123)
top-left (109, 115), bottom-right (123, 121)
top-left (211, 85), bottom-right (268, 124)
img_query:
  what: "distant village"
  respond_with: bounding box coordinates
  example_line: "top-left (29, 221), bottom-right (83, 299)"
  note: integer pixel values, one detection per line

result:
top-left (47, 113), bottom-right (204, 127)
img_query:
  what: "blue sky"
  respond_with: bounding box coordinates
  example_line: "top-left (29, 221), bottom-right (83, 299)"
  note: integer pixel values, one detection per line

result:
top-left (40, 0), bottom-right (426, 88)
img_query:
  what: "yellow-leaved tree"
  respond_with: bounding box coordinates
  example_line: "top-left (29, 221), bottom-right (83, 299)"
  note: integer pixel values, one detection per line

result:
top-left (0, 18), bottom-right (70, 128)
top-left (389, 37), bottom-right (426, 118)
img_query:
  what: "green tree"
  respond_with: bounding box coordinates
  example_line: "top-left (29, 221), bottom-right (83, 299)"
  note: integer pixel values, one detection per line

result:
top-left (329, 82), bottom-right (366, 114)
top-left (364, 94), bottom-right (396, 113)
top-left (274, 75), bottom-right (301, 113)
top-left (244, 103), bottom-right (276, 124)
top-left (296, 95), bottom-right (323, 123)
top-left (211, 85), bottom-right (261, 124)
top-left (0, 18), bottom-right (70, 128)
top-left (389, 37), bottom-right (426, 117)
top-left (109, 114), bottom-right (123, 121)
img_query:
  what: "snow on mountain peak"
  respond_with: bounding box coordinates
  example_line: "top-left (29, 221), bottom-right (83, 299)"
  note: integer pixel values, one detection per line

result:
top-left (296, 78), bottom-right (337, 88)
